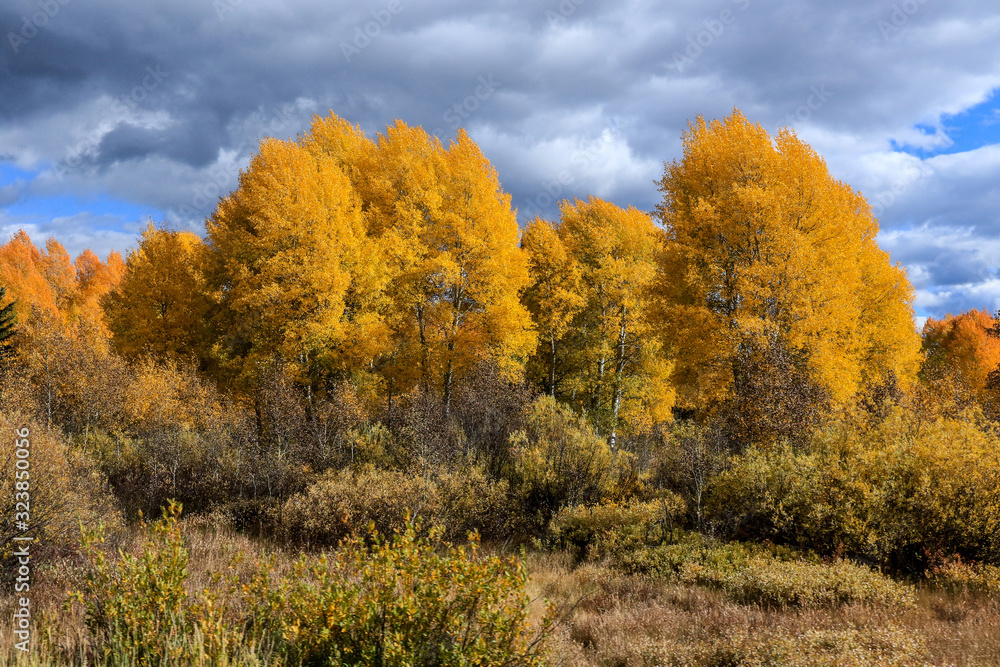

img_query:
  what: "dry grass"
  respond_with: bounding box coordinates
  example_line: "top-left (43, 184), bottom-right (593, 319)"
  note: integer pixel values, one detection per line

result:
top-left (0, 517), bottom-right (997, 665)
top-left (526, 552), bottom-right (1000, 667)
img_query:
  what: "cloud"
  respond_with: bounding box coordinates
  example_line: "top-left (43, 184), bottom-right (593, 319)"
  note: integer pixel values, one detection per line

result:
top-left (0, 0), bottom-right (999, 320)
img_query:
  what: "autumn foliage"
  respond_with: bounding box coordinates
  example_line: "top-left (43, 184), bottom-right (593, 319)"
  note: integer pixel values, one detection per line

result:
top-left (655, 111), bottom-right (921, 438)
top-left (920, 308), bottom-right (1000, 411)
top-left (5, 110), bottom-right (1000, 664)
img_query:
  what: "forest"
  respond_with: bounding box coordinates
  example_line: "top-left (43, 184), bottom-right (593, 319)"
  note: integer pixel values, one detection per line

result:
top-left (1, 109), bottom-right (1000, 665)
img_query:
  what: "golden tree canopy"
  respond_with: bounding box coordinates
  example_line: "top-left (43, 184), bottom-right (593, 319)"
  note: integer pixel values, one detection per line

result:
top-left (103, 223), bottom-right (210, 361)
top-left (655, 109), bottom-right (921, 411)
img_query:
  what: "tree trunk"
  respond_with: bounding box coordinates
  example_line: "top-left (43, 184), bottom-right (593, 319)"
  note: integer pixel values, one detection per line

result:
top-left (609, 304), bottom-right (628, 450)
top-left (549, 334), bottom-right (557, 396)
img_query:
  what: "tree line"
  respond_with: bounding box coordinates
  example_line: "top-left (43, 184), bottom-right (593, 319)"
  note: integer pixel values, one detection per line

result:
top-left (2, 109), bottom-right (998, 565)
top-left (1, 109), bottom-right (926, 449)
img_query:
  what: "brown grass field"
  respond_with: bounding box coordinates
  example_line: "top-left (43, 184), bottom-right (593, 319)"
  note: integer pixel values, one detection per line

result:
top-left (0, 518), bottom-right (997, 666)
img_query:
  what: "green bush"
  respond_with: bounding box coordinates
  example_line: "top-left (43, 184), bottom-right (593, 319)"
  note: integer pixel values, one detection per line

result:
top-left (614, 533), bottom-right (913, 608)
top-left (510, 395), bottom-right (639, 529)
top-left (242, 521), bottom-right (553, 666)
top-left (70, 501), bottom-right (256, 665)
top-left (700, 557), bottom-right (915, 608)
top-left (70, 501), bottom-right (552, 666)
top-left (615, 531), bottom-right (801, 579)
top-left (707, 407), bottom-right (1000, 570)
top-left (548, 495), bottom-right (685, 560)
top-left (278, 466), bottom-right (440, 546)
top-left (278, 463), bottom-right (521, 546)
top-left (435, 465), bottom-right (523, 541)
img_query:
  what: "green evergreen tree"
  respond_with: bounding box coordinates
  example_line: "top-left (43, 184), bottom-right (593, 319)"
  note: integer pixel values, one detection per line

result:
top-left (0, 285), bottom-right (17, 361)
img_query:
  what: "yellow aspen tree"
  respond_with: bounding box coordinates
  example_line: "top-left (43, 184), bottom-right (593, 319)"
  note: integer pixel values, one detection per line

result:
top-left (323, 120), bottom-right (533, 410)
top-left (383, 125), bottom-right (533, 410)
top-left (335, 119), bottom-right (447, 401)
top-left (922, 309), bottom-right (1000, 408)
top-left (556, 197), bottom-right (674, 447)
top-left (102, 223), bottom-right (211, 361)
top-left (655, 109), bottom-right (921, 423)
top-left (0, 230), bottom-right (61, 321)
top-left (521, 217), bottom-right (585, 396)
top-left (39, 238), bottom-right (78, 319)
top-left (299, 114), bottom-right (398, 406)
top-left (205, 137), bottom-right (366, 391)
top-left (0, 231), bottom-right (122, 330)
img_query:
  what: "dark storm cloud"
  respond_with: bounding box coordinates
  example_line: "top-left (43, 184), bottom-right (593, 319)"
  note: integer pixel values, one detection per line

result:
top-left (2, 0), bottom-right (1000, 316)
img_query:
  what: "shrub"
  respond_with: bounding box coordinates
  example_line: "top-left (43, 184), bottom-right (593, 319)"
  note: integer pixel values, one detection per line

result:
top-left (278, 466), bottom-right (440, 546)
top-left (925, 554), bottom-right (1000, 597)
top-left (700, 557), bottom-right (915, 608)
top-left (69, 501), bottom-right (252, 665)
top-left (649, 420), bottom-right (729, 529)
top-left (548, 495), bottom-right (686, 560)
top-left (279, 463), bottom-right (523, 546)
top-left (615, 531), bottom-right (801, 580)
top-left (707, 407), bottom-right (1000, 571)
top-left (0, 408), bottom-right (117, 569)
top-left (511, 395), bottom-right (638, 529)
top-left (614, 534), bottom-right (913, 608)
top-left (450, 361), bottom-right (534, 477)
top-left (242, 521), bottom-right (553, 666)
top-left (435, 465), bottom-right (524, 541)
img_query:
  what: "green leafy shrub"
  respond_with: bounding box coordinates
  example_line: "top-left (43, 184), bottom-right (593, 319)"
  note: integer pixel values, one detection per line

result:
top-left (615, 531), bottom-right (801, 578)
top-left (698, 557), bottom-right (915, 608)
top-left (278, 466), bottom-right (440, 546)
top-left (278, 463), bottom-right (521, 546)
top-left (70, 501), bottom-right (254, 665)
top-left (510, 395), bottom-right (639, 529)
top-left (435, 465), bottom-right (524, 541)
top-left (707, 407), bottom-right (1000, 570)
top-left (615, 533), bottom-right (913, 608)
top-left (242, 520), bottom-right (553, 666)
top-left (548, 495), bottom-right (685, 560)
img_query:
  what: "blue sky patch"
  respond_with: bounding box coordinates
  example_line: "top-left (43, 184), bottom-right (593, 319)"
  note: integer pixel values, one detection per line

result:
top-left (893, 88), bottom-right (1000, 157)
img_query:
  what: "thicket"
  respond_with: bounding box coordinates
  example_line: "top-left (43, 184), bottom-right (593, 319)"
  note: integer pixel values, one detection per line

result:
top-left (707, 406), bottom-right (1000, 571)
top-left (69, 503), bottom-right (551, 666)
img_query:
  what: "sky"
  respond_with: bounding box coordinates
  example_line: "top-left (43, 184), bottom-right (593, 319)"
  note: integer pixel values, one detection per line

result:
top-left (2, 0), bottom-right (1000, 327)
